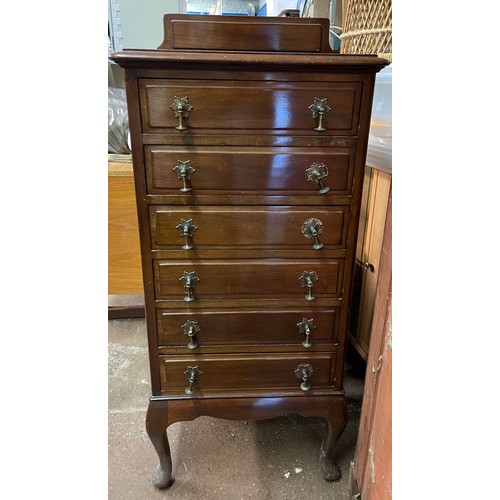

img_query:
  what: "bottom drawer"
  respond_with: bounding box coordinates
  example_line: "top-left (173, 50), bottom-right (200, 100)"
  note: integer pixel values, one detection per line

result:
top-left (159, 353), bottom-right (336, 395)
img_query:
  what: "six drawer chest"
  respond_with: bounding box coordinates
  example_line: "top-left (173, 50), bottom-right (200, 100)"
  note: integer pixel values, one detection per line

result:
top-left (110, 14), bottom-right (389, 489)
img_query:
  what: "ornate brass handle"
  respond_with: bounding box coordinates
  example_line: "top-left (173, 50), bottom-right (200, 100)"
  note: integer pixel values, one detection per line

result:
top-left (182, 320), bottom-right (201, 349)
top-left (179, 271), bottom-right (199, 302)
top-left (299, 271), bottom-right (318, 301)
top-left (301, 218), bottom-right (324, 250)
top-left (176, 219), bottom-right (197, 250)
top-left (294, 363), bottom-right (313, 391)
top-left (305, 163), bottom-right (330, 194)
top-left (184, 366), bottom-right (202, 394)
top-left (170, 96), bottom-right (193, 131)
top-left (297, 318), bottom-right (316, 348)
top-left (308, 97), bottom-right (331, 132)
top-left (173, 160), bottom-right (196, 192)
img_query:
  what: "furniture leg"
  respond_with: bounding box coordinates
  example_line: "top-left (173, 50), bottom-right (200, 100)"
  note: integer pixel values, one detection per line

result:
top-left (319, 396), bottom-right (347, 481)
top-left (146, 400), bottom-right (172, 488)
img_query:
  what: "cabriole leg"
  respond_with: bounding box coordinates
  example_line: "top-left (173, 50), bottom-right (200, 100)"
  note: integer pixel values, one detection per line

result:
top-left (146, 400), bottom-right (172, 488)
top-left (319, 396), bottom-right (348, 481)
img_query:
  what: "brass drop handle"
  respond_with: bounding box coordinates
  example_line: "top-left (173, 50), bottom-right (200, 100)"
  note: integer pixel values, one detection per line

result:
top-left (179, 271), bottom-right (199, 302)
top-left (176, 218), bottom-right (197, 250)
top-left (299, 271), bottom-right (318, 301)
top-left (184, 366), bottom-right (202, 394)
top-left (297, 318), bottom-right (316, 348)
top-left (294, 363), bottom-right (313, 391)
top-left (173, 160), bottom-right (196, 192)
top-left (308, 97), bottom-right (331, 132)
top-left (305, 163), bottom-right (330, 194)
top-left (301, 218), bottom-right (324, 249)
top-left (170, 96), bottom-right (193, 131)
top-left (181, 320), bottom-right (201, 349)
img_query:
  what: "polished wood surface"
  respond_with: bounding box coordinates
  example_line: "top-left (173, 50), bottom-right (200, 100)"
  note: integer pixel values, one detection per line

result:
top-left (154, 259), bottom-right (343, 300)
top-left (157, 307), bottom-right (340, 347)
top-left (110, 13), bottom-right (389, 489)
top-left (159, 15), bottom-right (332, 52)
top-left (159, 352), bottom-right (336, 394)
top-left (150, 205), bottom-right (348, 250)
top-left (140, 79), bottom-right (361, 135)
top-left (146, 395), bottom-right (347, 487)
top-left (146, 146), bottom-right (355, 195)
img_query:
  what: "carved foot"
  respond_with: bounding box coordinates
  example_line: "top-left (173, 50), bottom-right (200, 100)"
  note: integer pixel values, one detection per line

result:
top-left (319, 448), bottom-right (341, 481)
top-left (152, 463), bottom-right (173, 489)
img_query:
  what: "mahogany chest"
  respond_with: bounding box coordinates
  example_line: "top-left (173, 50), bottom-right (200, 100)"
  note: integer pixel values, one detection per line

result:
top-left (111, 14), bottom-right (388, 488)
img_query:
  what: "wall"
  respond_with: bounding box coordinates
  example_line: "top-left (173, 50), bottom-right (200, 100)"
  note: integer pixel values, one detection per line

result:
top-left (118, 0), bottom-right (179, 49)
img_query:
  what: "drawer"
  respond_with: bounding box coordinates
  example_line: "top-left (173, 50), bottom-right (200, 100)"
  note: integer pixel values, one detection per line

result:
top-left (139, 79), bottom-right (362, 135)
top-left (150, 206), bottom-right (349, 251)
top-left (156, 308), bottom-right (340, 348)
top-left (145, 146), bottom-right (355, 196)
top-left (159, 353), bottom-right (336, 394)
top-left (154, 259), bottom-right (343, 300)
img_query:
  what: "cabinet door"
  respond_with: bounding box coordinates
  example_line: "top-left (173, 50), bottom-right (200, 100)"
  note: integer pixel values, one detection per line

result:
top-left (348, 166), bottom-right (391, 360)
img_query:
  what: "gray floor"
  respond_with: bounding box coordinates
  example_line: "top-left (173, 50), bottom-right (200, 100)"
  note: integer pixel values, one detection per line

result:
top-left (109, 317), bottom-right (366, 499)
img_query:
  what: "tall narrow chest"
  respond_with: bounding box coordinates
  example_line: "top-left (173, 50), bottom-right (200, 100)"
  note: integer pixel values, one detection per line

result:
top-left (111, 14), bottom-right (389, 488)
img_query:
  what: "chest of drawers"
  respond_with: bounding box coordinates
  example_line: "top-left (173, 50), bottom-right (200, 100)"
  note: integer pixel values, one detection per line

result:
top-left (111, 14), bottom-right (389, 489)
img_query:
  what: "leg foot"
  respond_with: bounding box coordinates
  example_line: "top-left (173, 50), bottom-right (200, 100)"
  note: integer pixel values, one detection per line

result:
top-left (152, 463), bottom-right (172, 489)
top-left (319, 397), bottom-right (347, 482)
top-left (146, 400), bottom-right (173, 489)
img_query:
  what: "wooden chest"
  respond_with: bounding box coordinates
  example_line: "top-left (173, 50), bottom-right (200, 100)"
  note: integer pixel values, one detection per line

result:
top-left (110, 14), bottom-right (388, 489)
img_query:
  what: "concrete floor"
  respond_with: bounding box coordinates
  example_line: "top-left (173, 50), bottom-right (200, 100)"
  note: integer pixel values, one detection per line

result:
top-left (109, 317), bottom-right (367, 499)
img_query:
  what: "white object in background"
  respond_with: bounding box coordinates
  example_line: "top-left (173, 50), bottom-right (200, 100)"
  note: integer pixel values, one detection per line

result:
top-left (266, 0), bottom-right (298, 16)
top-left (366, 65), bottom-right (392, 173)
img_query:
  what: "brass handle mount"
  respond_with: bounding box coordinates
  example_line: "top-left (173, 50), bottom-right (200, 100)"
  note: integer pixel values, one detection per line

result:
top-left (299, 271), bottom-right (319, 301)
top-left (173, 160), bottom-right (196, 192)
top-left (301, 218), bottom-right (324, 250)
top-left (176, 218), bottom-right (197, 250)
top-left (308, 97), bottom-right (331, 132)
top-left (294, 363), bottom-right (313, 391)
top-left (305, 163), bottom-right (330, 194)
top-left (170, 96), bottom-right (193, 131)
top-left (179, 271), bottom-right (199, 302)
top-left (297, 318), bottom-right (316, 348)
top-left (182, 320), bottom-right (201, 350)
top-left (184, 366), bottom-right (202, 394)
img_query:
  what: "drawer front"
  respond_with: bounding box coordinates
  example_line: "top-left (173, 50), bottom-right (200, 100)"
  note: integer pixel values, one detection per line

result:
top-left (150, 206), bottom-right (349, 250)
top-left (154, 259), bottom-right (343, 300)
top-left (145, 146), bottom-right (355, 195)
top-left (139, 79), bottom-right (362, 135)
top-left (159, 353), bottom-right (335, 393)
top-left (157, 308), bottom-right (340, 347)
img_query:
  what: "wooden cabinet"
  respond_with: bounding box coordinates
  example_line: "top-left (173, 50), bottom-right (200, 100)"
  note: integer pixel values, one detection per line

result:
top-left (108, 160), bottom-right (143, 295)
top-left (110, 14), bottom-right (389, 489)
top-left (349, 166), bottom-right (392, 360)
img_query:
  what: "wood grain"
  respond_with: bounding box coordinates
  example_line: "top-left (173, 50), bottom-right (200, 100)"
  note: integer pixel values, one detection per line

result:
top-left (108, 163), bottom-right (143, 294)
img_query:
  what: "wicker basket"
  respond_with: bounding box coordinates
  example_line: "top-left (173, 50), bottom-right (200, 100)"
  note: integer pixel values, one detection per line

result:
top-left (340, 0), bottom-right (392, 61)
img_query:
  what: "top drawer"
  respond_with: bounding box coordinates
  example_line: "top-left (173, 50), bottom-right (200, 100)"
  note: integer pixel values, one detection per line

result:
top-left (139, 79), bottom-right (362, 136)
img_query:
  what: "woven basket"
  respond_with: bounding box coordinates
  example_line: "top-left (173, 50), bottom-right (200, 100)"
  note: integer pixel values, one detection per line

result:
top-left (340, 0), bottom-right (392, 61)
